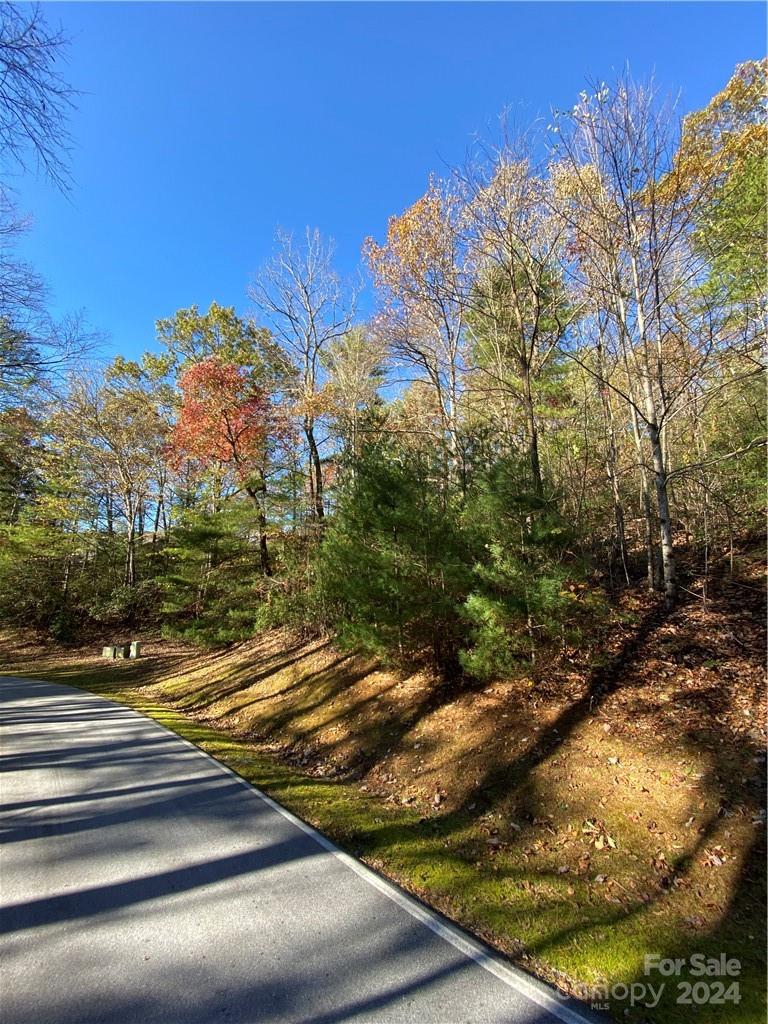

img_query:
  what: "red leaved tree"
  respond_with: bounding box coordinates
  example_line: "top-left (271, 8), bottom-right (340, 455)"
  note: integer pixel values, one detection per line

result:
top-left (170, 358), bottom-right (278, 575)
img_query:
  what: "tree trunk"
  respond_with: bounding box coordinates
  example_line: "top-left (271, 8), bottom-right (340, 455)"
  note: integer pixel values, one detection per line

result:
top-left (197, 549), bottom-right (212, 616)
top-left (648, 423), bottom-right (676, 608)
top-left (447, 359), bottom-right (464, 493)
top-left (596, 342), bottom-right (629, 585)
top-left (625, 385), bottom-right (657, 591)
top-left (151, 493), bottom-right (163, 547)
top-left (521, 363), bottom-right (543, 496)
top-left (62, 551), bottom-right (72, 603)
top-left (528, 400), bottom-right (543, 497)
top-left (628, 248), bottom-right (676, 606)
top-left (607, 456), bottom-right (629, 585)
top-left (639, 473), bottom-right (656, 590)
top-left (120, 479), bottom-right (138, 587)
top-left (258, 517), bottom-right (271, 577)
top-left (246, 480), bottom-right (272, 576)
top-left (304, 416), bottom-right (324, 520)
top-left (291, 452), bottom-right (299, 530)
top-left (124, 523), bottom-right (136, 588)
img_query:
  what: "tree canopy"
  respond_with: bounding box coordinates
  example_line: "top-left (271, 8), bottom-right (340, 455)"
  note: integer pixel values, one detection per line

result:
top-left (0, 60), bottom-right (764, 667)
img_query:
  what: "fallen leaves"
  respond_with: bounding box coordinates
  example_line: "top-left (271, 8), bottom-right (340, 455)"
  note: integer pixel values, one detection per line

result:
top-left (651, 851), bottom-right (669, 872)
top-left (582, 818), bottom-right (617, 850)
top-left (684, 914), bottom-right (707, 930)
top-left (702, 845), bottom-right (728, 868)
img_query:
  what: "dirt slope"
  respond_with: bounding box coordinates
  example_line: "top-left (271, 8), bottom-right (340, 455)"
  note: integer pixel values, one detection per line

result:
top-left (2, 563), bottom-right (765, 1022)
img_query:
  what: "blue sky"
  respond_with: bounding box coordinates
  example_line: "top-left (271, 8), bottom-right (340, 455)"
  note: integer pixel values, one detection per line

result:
top-left (13, 1), bottom-right (766, 362)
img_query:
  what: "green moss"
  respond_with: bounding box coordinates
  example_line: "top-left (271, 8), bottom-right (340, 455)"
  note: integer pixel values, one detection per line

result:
top-left (8, 661), bottom-right (765, 1024)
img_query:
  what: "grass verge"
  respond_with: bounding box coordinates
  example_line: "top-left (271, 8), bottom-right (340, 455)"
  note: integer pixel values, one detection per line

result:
top-left (2, 622), bottom-right (765, 1024)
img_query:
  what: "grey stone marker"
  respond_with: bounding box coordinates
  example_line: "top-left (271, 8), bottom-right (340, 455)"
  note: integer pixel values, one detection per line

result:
top-left (114, 645), bottom-right (130, 659)
top-left (101, 645), bottom-right (116, 659)
top-left (129, 641), bottom-right (141, 659)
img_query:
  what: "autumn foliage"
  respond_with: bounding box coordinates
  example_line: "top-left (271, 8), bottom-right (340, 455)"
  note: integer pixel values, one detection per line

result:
top-left (169, 358), bottom-right (275, 481)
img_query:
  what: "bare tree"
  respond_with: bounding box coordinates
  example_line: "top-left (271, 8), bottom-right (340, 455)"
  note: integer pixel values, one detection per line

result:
top-left (0, 303), bottom-right (95, 410)
top-left (0, 2), bottom-right (74, 188)
top-left (322, 325), bottom-right (386, 467)
top-left (0, 4), bottom-right (82, 404)
top-left (249, 228), bottom-right (354, 521)
top-left (58, 367), bottom-right (168, 587)
top-left (365, 178), bottom-right (469, 487)
top-left (551, 75), bottom-right (764, 607)
top-left (460, 147), bottom-right (573, 494)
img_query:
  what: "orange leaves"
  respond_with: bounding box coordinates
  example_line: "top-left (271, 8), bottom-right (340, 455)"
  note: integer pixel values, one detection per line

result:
top-left (169, 358), bottom-right (279, 479)
top-left (363, 178), bottom-right (459, 293)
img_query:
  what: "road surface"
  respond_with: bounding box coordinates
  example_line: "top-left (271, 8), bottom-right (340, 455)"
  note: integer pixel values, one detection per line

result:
top-left (0, 676), bottom-right (597, 1024)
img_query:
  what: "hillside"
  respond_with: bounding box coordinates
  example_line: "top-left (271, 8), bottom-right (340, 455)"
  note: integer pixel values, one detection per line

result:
top-left (3, 560), bottom-right (765, 1024)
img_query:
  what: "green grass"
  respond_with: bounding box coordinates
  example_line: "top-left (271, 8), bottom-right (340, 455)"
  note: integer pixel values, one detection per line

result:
top-left (7, 655), bottom-right (765, 1024)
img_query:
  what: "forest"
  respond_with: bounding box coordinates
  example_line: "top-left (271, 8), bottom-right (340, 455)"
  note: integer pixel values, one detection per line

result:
top-left (0, 7), bottom-right (766, 1020)
top-left (0, 52), bottom-right (765, 683)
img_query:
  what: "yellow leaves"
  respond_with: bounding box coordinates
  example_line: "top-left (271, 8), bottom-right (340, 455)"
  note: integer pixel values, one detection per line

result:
top-left (669, 58), bottom-right (768, 195)
top-left (363, 178), bottom-right (458, 291)
top-left (682, 58), bottom-right (767, 145)
top-left (550, 160), bottom-right (603, 203)
top-left (471, 159), bottom-right (533, 224)
top-left (290, 388), bottom-right (333, 420)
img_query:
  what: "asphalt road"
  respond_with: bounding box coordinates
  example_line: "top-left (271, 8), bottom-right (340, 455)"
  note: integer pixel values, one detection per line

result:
top-left (0, 676), bottom-right (597, 1024)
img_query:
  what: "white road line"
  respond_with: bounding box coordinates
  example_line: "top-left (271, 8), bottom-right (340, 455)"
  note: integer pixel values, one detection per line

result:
top-left (6, 679), bottom-right (599, 1024)
top-left (116, 696), bottom-right (596, 1024)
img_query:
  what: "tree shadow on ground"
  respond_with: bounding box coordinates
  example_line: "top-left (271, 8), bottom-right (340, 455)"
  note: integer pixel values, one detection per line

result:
top-left (3, 573), bottom-right (764, 1021)
top-left (252, 587), bottom-right (764, 1020)
top-left (1, 681), bottom-right (593, 1024)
